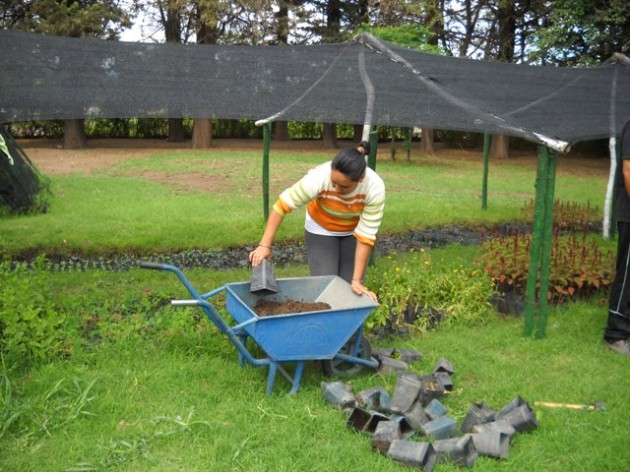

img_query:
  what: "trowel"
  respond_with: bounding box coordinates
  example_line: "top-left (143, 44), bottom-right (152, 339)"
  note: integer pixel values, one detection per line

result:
top-left (250, 258), bottom-right (278, 294)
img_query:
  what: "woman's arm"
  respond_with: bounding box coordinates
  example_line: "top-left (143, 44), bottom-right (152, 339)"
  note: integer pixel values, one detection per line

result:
top-left (248, 209), bottom-right (284, 266)
top-left (351, 240), bottom-right (378, 302)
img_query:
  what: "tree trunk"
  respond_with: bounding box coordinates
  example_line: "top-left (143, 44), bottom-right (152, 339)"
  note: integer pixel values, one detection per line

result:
top-left (167, 118), bottom-right (185, 142)
top-left (322, 123), bottom-right (337, 149)
top-left (419, 128), bottom-right (435, 154)
top-left (353, 124), bottom-right (363, 142)
top-left (274, 121), bottom-right (289, 141)
top-left (63, 119), bottom-right (87, 149)
top-left (490, 134), bottom-right (510, 159)
top-left (192, 119), bottom-right (212, 149)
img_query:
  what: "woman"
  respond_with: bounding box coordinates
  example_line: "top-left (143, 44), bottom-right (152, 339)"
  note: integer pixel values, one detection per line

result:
top-left (249, 140), bottom-right (385, 302)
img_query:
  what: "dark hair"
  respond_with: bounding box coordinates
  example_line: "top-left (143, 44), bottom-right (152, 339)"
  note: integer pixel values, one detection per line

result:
top-left (331, 140), bottom-right (370, 181)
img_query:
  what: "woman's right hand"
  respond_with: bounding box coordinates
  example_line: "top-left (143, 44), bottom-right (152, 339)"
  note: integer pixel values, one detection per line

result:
top-left (249, 245), bottom-right (271, 267)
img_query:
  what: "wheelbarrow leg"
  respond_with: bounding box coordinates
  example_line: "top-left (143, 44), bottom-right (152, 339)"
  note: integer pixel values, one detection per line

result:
top-left (237, 333), bottom-right (248, 367)
top-left (289, 362), bottom-right (305, 396)
top-left (266, 361), bottom-right (305, 395)
top-left (267, 363), bottom-right (278, 395)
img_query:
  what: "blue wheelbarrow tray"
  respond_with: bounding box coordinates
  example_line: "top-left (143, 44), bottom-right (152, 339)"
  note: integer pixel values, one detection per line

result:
top-left (225, 275), bottom-right (378, 361)
top-left (140, 263), bottom-right (379, 395)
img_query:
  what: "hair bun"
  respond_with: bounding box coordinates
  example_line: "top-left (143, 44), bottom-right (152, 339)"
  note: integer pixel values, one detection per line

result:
top-left (357, 140), bottom-right (370, 156)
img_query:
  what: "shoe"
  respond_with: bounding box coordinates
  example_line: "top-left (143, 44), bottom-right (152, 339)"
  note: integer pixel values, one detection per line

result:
top-left (604, 339), bottom-right (630, 356)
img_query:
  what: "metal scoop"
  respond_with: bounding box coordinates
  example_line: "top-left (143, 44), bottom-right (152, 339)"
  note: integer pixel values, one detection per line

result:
top-left (250, 258), bottom-right (278, 294)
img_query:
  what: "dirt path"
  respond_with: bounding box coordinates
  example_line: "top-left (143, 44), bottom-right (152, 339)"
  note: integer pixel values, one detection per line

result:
top-left (20, 138), bottom-right (610, 179)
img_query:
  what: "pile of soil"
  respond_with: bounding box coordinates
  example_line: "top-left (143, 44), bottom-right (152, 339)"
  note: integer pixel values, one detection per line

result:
top-left (253, 298), bottom-right (331, 317)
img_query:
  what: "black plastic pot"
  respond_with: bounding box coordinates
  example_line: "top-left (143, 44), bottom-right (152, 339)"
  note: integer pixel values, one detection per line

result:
top-left (387, 440), bottom-right (436, 472)
top-left (467, 430), bottom-right (510, 459)
top-left (420, 415), bottom-right (458, 440)
top-left (356, 387), bottom-right (392, 414)
top-left (321, 381), bottom-right (356, 410)
top-left (403, 402), bottom-right (430, 430)
top-left (249, 259), bottom-right (277, 294)
top-left (347, 407), bottom-right (389, 435)
top-left (496, 403), bottom-right (538, 432)
top-left (434, 435), bottom-right (478, 468)
top-left (461, 401), bottom-right (497, 433)
top-left (372, 420), bottom-right (401, 454)
top-left (417, 375), bottom-right (446, 406)
top-left (391, 373), bottom-right (422, 414)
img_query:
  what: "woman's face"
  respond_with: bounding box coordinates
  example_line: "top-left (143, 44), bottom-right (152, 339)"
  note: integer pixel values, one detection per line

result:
top-left (330, 169), bottom-right (360, 194)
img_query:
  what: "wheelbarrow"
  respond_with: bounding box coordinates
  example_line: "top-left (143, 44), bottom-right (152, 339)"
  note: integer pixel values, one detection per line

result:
top-left (140, 262), bottom-right (380, 394)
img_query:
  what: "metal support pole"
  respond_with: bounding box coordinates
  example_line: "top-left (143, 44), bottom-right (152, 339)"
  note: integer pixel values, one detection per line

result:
top-left (262, 123), bottom-right (271, 221)
top-left (611, 139), bottom-right (621, 240)
top-left (482, 133), bottom-right (490, 210)
top-left (368, 128), bottom-right (378, 267)
top-left (536, 148), bottom-right (557, 338)
top-left (524, 146), bottom-right (549, 337)
top-left (368, 128), bottom-right (378, 171)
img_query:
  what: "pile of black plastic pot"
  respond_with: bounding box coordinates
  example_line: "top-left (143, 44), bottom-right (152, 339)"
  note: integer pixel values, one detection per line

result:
top-left (321, 350), bottom-right (538, 471)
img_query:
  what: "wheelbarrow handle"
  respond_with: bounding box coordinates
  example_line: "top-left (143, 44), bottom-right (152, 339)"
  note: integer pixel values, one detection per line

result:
top-left (140, 261), bottom-right (167, 270)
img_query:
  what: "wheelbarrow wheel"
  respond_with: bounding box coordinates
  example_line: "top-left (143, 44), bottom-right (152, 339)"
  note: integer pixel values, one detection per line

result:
top-left (322, 335), bottom-right (373, 378)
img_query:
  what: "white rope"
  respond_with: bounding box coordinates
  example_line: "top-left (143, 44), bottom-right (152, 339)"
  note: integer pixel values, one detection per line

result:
top-left (604, 137), bottom-right (617, 240)
top-left (358, 47), bottom-right (375, 142)
top-left (356, 33), bottom-right (570, 153)
top-left (254, 42), bottom-right (353, 127)
top-left (603, 66), bottom-right (620, 239)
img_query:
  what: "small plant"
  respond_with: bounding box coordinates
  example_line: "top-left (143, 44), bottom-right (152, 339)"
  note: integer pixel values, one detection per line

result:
top-left (367, 249), bottom-right (495, 334)
top-left (520, 198), bottom-right (600, 232)
top-left (479, 229), bottom-right (615, 306)
top-left (0, 258), bottom-right (71, 365)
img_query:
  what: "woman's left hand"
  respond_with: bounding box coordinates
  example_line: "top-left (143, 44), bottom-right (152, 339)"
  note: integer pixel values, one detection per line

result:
top-left (351, 279), bottom-right (378, 302)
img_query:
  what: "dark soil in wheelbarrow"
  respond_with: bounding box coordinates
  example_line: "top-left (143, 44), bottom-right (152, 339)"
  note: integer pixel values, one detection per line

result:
top-left (253, 298), bottom-right (331, 317)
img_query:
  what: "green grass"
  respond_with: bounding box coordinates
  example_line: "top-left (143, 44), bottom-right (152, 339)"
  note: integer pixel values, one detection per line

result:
top-left (2, 146), bottom-right (626, 471)
top-left (0, 148), bottom-right (608, 256)
top-left (1, 273), bottom-right (628, 471)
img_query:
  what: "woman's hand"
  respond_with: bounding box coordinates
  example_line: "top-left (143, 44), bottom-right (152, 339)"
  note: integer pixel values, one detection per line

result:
top-left (249, 245), bottom-right (271, 267)
top-left (351, 279), bottom-right (378, 302)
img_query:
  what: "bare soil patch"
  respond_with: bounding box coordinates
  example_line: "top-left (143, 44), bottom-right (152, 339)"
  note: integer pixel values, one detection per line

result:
top-left (20, 138), bottom-right (609, 184)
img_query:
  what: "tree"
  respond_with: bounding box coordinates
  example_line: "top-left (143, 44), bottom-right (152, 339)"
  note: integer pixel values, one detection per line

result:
top-left (530, 0), bottom-right (630, 66)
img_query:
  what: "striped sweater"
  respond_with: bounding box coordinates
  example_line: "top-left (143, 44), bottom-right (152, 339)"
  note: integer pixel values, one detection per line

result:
top-left (272, 161), bottom-right (385, 246)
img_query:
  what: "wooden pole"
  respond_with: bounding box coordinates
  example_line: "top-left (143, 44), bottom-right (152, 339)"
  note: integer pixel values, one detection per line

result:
top-left (262, 123), bottom-right (271, 221)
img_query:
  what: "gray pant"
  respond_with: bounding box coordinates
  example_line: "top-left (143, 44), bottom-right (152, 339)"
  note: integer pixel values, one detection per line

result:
top-left (305, 230), bottom-right (357, 283)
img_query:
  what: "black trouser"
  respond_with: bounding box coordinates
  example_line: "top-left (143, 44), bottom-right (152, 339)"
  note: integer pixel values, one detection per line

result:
top-left (605, 221), bottom-right (630, 341)
top-left (305, 230), bottom-right (357, 283)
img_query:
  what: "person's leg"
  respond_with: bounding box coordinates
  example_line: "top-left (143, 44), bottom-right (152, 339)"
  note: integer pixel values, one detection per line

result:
top-left (305, 231), bottom-right (340, 276)
top-left (337, 234), bottom-right (358, 283)
top-left (604, 221), bottom-right (630, 343)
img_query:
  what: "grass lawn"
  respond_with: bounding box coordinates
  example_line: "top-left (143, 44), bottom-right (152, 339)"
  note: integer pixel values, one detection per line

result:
top-left (1, 141), bottom-right (628, 471)
top-left (1, 268), bottom-right (627, 471)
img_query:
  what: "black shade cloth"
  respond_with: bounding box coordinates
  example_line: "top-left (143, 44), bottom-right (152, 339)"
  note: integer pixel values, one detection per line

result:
top-left (1, 30), bottom-right (630, 152)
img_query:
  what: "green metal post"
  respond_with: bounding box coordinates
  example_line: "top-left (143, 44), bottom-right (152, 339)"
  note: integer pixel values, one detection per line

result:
top-left (535, 148), bottom-right (557, 339)
top-left (482, 133), bottom-right (490, 210)
top-left (262, 123), bottom-right (271, 221)
top-left (368, 128), bottom-right (378, 171)
top-left (524, 146), bottom-right (549, 337)
top-left (368, 128), bottom-right (378, 266)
